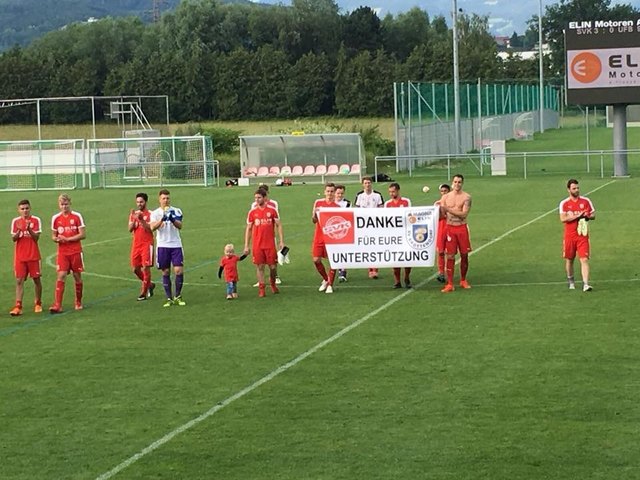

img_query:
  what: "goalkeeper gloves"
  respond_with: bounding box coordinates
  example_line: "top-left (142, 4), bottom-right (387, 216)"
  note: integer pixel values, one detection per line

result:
top-left (277, 246), bottom-right (290, 266)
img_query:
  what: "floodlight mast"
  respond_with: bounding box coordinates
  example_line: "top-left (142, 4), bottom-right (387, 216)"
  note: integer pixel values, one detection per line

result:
top-left (452, 0), bottom-right (461, 154)
top-left (538, 0), bottom-right (544, 133)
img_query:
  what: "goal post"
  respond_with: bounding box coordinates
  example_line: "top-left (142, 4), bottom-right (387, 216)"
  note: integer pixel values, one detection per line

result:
top-left (87, 135), bottom-right (217, 188)
top-left (0, 139), bottom-right (85, 191)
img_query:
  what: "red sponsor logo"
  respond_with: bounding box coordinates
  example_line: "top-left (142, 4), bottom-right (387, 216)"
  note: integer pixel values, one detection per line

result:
top-left (320, 211), bottom-right (354, 244)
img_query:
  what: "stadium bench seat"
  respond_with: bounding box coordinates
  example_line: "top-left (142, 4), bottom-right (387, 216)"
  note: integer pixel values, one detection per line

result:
top-left (303, 165), bottom-right (316, 175)
top-left (327, 164), bottom-right (339, 175)
top-left (350, 164), bottom-right (361, 175)
top-left (315, 164), bottom-right (327, 175)
top-left (244, 167), bottom-right (258, 176)
top-left (257, 166), bottom-right (269, 176)
top-left (269, 166), bottom-right (280, 176)
top-left (280, 165), bottom-right (292, 175)
top-left (291, 165), bottom-right (303, 175)
top-left (339, 164), bottom-right (350, 174)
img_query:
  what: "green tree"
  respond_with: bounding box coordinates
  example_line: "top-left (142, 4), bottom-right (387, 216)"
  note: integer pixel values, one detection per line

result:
top-left (289, 52), bottom-right (333, 116)
top-left (343, 6), bottom-right (382, 56)
top-left (381, 7), bottom-right (431, 61)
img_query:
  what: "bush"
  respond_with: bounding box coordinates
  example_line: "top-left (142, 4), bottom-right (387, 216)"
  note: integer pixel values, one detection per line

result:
top-left (174, 123), bottom-right (243, 155)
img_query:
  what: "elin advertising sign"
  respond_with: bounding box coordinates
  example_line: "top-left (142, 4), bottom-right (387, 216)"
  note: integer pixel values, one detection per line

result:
top-left (316, 207), bottom-right (438, 269)
top-left (566, 18), bottom-right (640, 104)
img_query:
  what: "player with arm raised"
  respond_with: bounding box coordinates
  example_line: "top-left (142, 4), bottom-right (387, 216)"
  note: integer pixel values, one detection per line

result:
top-left (49, 194), bottom-right (86, 313)
top-left (559, 178), bottom-right (595, 292)
top-left (10, 199), bottom-right (43, 316)
top-left (385, 182), bottom-right (413, 288)
top-left (244, 188), bottom-right (284, 298)
top-left (439, 174), bottom-right (472, 293)
top-left (150, 189), bottom-right (186, 307)
top-left (312, 183), bottom-right (339, 294)
top-left (129, 192), bottom-right (155, 301)
top-left (353, 176), bottom-right (384, 279)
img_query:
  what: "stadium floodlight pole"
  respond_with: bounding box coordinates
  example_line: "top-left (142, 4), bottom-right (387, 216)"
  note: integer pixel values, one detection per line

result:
top-left (538, 0), bottom-right (545, 133)
top-left (452, 0), bottom-right (461, 154)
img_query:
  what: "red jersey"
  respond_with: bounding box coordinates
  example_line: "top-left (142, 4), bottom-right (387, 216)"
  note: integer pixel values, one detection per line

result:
top-left (11, 215), bottom-right (42, 262)
top-left (559, 196), bottom-right (595, 238)
top-left (247, 206), bottom-right (279, 250)
top-left (313, 199), bottom-right (339, 244)
top-left (129, 209), bottom-right (153, 248)
top-left (220, 255), bottom-right (241, 282)
top-left (384, 197), bottom-right (411, 208)
top-left (51, 211), bottom-right (85, 255)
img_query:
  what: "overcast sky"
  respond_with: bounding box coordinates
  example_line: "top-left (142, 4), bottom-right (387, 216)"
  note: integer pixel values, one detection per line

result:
top-left (259, 0), bottom-right (640, 36)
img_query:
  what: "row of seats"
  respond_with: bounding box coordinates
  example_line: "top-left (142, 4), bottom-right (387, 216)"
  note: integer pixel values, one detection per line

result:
top-left (245, 164), bottom-right (361, 177)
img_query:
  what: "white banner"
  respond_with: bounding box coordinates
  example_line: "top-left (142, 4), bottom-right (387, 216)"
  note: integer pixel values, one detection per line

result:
top-left (317, 207), bottom-right (438, 269)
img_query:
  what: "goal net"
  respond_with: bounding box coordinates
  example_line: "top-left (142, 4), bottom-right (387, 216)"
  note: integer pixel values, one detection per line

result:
top-left (87, 135), bottom-right (217, 188)
top-left (0, 139), bottom-right (85, 191)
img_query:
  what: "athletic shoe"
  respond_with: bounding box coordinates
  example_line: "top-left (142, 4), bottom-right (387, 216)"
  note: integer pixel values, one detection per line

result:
top-left (325, 285), bottom-right (334, 294)
top-left (568, 282), bottom-right (576, 290)
top-left (393, 283), bottom-right (402, 289)
top-left (583, 284), bottom-right (593, 292)
top-left (163, 298), bottom-right (173, 308)
top-left (147, 282), bottom-right (156, 298)
top-left (368, 271), bottom-right (379, 279)
top-left (318, 280), bottom-right (329, 292)
top-left (258, 287), bottom-right (266, 298)
top-left (232, 293), bottom-right (238, 299)
top-left (75, 303), bottom-right (83, 311)
top-left (253, 282), bottom-right (260, 288)
top-left (441, 284), bottom-right (455, 293)
top-left (9, 306), bottom-right (22, 316)
top-left (226, 294), bottom-right (233, 300)
top-left (405, 282), bottom-right (412, 289)
top-left (173, 296), bottom-right (186, 306)
top-left (271, 284), bottom-right (280, 294)
top-left (459, 280), bottom-right (471, 289)
top-left (275, 276), bottom-right (282, 285)
top-left (34, 304), bottom-right (43, 314)
top-left (436, 273), bottom-right (446, 283)
top-left (49, 304), bottom-right (62, 314)
top-left (338, 275), bottom-right (347, 283)
top-left (137, 294), bottom-right (147, 301)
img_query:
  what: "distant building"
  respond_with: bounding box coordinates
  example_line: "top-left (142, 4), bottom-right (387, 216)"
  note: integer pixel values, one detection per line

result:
top-left (494, 36), bottom-right (511, 48)
top-left (497, 43), bottom-right (551, 61)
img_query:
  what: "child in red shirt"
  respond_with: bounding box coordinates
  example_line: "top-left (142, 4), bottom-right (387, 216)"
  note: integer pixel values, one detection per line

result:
top-left (218, 243), bottom-right (247, 300)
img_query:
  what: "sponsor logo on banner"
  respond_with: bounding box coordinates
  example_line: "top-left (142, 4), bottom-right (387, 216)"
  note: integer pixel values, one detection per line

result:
top-left (405, 210), bottom-right (436, 250)
top-left (321, 211), bottom-right (354, 244)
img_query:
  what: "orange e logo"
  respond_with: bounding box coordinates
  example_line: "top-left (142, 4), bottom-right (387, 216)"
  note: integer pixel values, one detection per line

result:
top-left (571, 52), bottom-right (602, 84)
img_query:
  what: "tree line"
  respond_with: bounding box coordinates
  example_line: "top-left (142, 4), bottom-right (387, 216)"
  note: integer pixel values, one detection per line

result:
top-left (0, 0), bottom-right (635, 123)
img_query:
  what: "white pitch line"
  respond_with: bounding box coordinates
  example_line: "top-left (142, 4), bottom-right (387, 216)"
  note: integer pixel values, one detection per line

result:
top-left (96, 179), bottom-right (616, 480)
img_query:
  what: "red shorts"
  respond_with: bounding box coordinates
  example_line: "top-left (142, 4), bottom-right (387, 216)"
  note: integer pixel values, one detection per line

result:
top-left (57, 252), bottom-right (84, 273)
top-left (445, 224), bottom-right (472, 255)
top-left (312, 242), bottom-right (327, 259)
top-left (563, 235), bottom-right (590, 259)
top-left (436, 220), bottom-right (448, 252)
top-left (252, 247), bottom-right (277, 266)
top-left (131, 243), bottom-right (154, 268)
top-left (15, 260), bottom-right (41, 279)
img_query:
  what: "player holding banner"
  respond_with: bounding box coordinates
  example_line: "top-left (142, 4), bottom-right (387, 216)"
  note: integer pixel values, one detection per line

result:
top-left (559, 178), bottom-right (595, 292)
top-left (384, 182), bottom-right (412, 289)
top-left (312, 183), bottom-right (339, 294)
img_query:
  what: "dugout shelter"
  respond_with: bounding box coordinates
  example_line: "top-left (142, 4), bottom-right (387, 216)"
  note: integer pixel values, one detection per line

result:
top-left (240, 133), bottom-right (364, 184)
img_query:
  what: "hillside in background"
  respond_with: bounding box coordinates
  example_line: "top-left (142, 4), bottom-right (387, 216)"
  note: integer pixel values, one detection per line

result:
top-left (0, 0), bottom-right (256, 50)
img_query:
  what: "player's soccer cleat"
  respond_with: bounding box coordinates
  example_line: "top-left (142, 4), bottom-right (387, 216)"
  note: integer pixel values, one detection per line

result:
top-left (147, 282), bottom-right (156, 298)
top-left (173, 296), bottom-right (186, 306)
top-left (405, 282), bottom-right (412, 289)
top-left (163, 298), bottom-right (173, 308)
top-left (253, 282), bottom-right (260, 288)
top-left (569, 282), bottom-right (576, 290)
top-left (258, 287), bottom-right (266, 298)
top-left (74, 303), bottom-right (83, 311)
top-left (232, 293), bottom-right (238, 299)
top-left (49, 304), bottom-right (62, 314)
top-left (459, 280), bottom-right (471, 289)
top-left (275, 276), bottom-right (282, 285)
top-left (441, 284), bottom-right (455, 293)
top-left (338, 275), bottom-right (347, 283)
top-left (137, 294), bottom-right (147, 301)
top-left (583, 284), bottom-right (593, 292)
top-left (34, 304), bottom-right (43, 314)
top-left (226, 294), bottom-right (233, 300)
top-left (436, 273), bottom-right (446, 283)
top-left (271, 284), bottom-right (280, 294)
top-left (393, 283), bottom-right (402, 289)
top-left (325, 285), bottom-right (333, 294)
top-left (318, 280), bottom-right (329, 292)
top-left (9, 306), bottom-right (22, 316)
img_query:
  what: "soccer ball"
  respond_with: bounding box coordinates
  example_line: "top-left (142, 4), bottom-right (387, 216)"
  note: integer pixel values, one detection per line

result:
top-left (422, 186), bottom-right (430, 193)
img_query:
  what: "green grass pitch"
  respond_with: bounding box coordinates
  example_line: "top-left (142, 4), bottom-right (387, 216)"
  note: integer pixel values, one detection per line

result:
top-left (1, 170), bottom-right (639, 479)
